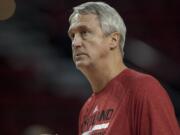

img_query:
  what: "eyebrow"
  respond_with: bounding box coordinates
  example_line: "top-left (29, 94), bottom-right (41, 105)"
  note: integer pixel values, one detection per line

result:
top-left (68, 25), bottom-right (90, 36)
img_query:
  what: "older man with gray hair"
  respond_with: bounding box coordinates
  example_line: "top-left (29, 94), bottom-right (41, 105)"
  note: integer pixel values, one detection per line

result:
top-left (68, 1), bottom-right (180, 135)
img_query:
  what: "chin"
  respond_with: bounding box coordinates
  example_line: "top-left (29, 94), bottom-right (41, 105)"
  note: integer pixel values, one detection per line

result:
top-left (75, 61), bottom-right (90, 70)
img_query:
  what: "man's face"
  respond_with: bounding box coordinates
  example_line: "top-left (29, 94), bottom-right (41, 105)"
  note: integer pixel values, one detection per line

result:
top-left (68, 14), bottom-right (111, 70)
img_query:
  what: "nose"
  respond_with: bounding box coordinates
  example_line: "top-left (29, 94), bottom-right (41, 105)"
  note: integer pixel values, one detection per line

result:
top-left (72, 34), bottom-right (82, 48)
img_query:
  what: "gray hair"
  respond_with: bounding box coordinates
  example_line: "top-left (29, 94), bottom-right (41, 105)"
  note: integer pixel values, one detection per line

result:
top-left (69, 1), bottom-right (127, 56)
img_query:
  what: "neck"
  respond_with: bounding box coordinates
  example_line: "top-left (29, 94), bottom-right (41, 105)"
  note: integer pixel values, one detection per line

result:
top-left (81, 58), bottom-right (127, 93)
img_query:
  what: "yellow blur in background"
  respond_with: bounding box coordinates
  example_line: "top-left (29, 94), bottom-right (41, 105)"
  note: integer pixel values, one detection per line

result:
top-left (0, 0), bottom-right (16, 20)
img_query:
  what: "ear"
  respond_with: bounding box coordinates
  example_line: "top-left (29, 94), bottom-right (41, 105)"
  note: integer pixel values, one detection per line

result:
top-left (109, 32), bottom-right (120, 50)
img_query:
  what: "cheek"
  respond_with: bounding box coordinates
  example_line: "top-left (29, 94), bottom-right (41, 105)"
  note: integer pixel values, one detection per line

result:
top-left (97, 41), bottom-right (109, 57)
top-left (99, 47), bottom-right (109, 58)
top-left (87, 38), bottom-right (109, 59)
top-left (91, 45), bottom-right (109, 59)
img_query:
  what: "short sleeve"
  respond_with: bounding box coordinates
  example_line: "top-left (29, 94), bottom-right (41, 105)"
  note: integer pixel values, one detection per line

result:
top-left (136, 76), bottom-right (180, 135)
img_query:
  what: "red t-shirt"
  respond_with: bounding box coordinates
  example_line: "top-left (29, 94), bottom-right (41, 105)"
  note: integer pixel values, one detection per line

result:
top-left (79, 68), bottom-right (180, 135)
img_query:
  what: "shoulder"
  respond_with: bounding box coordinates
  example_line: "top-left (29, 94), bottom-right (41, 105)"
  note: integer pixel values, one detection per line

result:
top-left (121, 68), bottom-right (159, 90)
top-left (123, 69), bottom-right (170, 102)
top-left (123, 69), bottom-right (175, 117)
top-left (122, 68), bottom-right (158, 85)
top-left (126, 70), bottom-right (179, 134)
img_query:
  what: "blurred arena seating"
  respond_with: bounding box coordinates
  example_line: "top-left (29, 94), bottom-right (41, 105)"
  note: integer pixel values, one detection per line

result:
top-left (0, 0), bottom-right (179, 134)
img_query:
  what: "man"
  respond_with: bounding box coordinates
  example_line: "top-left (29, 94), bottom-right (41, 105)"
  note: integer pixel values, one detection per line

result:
top-left (68, 2), bottom-right (180, 135)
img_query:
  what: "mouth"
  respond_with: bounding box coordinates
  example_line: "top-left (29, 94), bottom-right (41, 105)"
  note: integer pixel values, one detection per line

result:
top-left (73, 53), bottom-right (88, 61)
top-left (75, 53), bottom-right (87, 57)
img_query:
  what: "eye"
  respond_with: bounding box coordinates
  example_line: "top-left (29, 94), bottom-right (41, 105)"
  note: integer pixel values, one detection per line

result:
top-left (69, 33), bottom-right (75, 40)
top-left (81, 31), bottom-right (87, 35)
top-left (81, 30), bottom-right (89, 38)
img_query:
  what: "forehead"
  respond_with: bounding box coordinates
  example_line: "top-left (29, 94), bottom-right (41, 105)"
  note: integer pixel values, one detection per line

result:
top-left (68, 14), bottom-right (100, 33)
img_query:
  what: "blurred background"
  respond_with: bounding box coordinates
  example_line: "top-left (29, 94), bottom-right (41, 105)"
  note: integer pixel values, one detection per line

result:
top-left (0, 0), bottom-right (180, 134)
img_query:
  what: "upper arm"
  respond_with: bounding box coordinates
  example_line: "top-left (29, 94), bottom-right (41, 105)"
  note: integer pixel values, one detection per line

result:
top-left (134, 76), bottom-right (180, 135)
